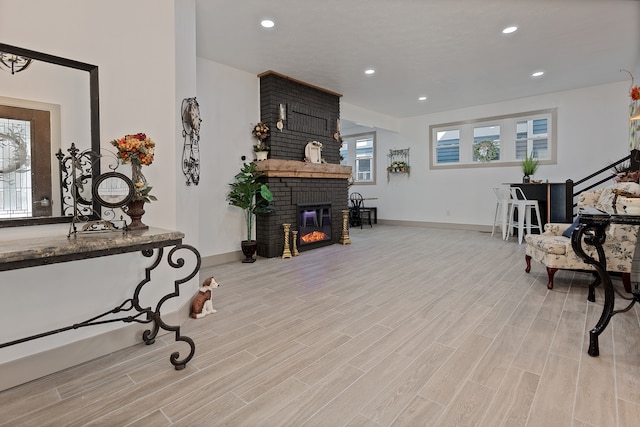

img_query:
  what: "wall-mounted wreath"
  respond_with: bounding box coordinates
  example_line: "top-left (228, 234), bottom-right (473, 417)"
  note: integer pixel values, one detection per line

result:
top-left (473, 140), bottom-right (499, 162)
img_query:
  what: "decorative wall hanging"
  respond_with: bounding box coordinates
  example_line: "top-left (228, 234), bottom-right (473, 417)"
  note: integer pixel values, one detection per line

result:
top-left (277, 104), bottom-right (286, 131)
top-left (387, 148), bottom-right (410, 181)
top-left (181, 97), bottom-right (201, 185)
top-left (473, 140), bottom-right (499, 162)
top-left (621, 70), bottom-right (640, 150)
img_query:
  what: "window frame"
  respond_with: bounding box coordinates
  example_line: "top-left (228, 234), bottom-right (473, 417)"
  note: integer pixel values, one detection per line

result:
top-left (429, 108), bottom-right (557, 170)
top-left (340, 131), bottom-right (376, 185)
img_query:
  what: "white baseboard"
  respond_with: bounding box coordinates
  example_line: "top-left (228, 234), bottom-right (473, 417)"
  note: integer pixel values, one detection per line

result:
top-left (0, 304), bottom-right (189, 392)
top-left (378, 219), bottom-right (491, 232)
top-left (202, 251), bottom-right (243, 269)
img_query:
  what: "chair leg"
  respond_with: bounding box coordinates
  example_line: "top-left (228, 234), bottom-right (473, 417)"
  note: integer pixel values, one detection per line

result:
top-left (525, 254), bottom-right (531, 273)
top-left (491, 205), bottom-right (499, 237)
top-left (546, 267), bottom-right (558, 290)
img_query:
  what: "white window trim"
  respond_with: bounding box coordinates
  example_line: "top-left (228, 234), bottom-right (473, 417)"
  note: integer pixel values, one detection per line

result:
top-left (429, 108), bottom-right (557, 170)
top-left (341, 131), bottom-right (377, 185)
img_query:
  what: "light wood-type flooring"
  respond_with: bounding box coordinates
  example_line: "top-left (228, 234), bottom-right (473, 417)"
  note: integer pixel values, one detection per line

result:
top-left (1, 225), bottom-right (640, 426)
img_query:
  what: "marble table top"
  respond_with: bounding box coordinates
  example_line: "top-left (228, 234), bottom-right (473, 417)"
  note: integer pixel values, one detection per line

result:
top-left (0, 225), bottom-right (184, 271)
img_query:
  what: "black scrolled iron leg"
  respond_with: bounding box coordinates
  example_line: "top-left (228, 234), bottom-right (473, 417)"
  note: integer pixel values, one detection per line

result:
top-left (571, 221), bottom-right (609, 357)
top-left (153, 243), bottom-right (201, 369)
top-left (588, 262), bottom-right (615, 356)
top-left (588, 273), bottom-right (600, 303)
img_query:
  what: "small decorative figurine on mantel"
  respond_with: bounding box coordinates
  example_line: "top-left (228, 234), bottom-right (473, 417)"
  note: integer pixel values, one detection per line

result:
top-left (304, 141), bottom-right (324, 163)
top-left (190, 277), bottom-right (220, 319)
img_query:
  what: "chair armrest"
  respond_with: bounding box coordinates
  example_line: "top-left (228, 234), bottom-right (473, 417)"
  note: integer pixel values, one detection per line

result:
top-left (543, 223), bottom-right (571, 236)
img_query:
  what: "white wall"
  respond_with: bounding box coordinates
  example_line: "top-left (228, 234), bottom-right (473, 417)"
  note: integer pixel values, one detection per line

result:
top-left (347, 81), bottom-right (634, 227)
top-left (0, 0), bottom-right (200, 388)
top-left (196, 59), bottom-right (260, 258)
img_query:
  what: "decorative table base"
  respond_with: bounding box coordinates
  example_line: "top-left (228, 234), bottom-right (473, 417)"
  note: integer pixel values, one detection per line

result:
top-left (0, 234), bottom-right (201, 371)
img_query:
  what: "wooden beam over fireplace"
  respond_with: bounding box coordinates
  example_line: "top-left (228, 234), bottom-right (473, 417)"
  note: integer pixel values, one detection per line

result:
top-left (254, 159), bottom-right (352, 179)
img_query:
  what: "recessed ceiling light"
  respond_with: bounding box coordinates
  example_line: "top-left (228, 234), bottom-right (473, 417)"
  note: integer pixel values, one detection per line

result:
top-left (364, 69), bottom-right (375, 75)
top-left (532, 71), bottom-right (545, 77)
top-left (418, 96), bottom-right (427, 101)
top-left (502, 26), bottom-right (518, 34)
top-left (261, 19), bottom-right (275, 28)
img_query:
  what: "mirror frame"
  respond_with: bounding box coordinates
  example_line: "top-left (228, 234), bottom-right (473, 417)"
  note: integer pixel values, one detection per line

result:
top-left (92, 172), bottom-right (134, 209)
top-left (0, 43), bottom-right (100, 227)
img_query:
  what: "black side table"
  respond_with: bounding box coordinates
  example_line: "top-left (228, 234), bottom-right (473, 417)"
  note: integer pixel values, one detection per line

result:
top-left (571, 207), bottom-right (640, 356)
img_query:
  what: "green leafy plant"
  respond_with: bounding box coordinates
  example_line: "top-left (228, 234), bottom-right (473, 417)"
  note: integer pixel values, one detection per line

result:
top-left (226, 162), bottom-right (274, 241)
top-left (522, 155), bottom-right (539, 176)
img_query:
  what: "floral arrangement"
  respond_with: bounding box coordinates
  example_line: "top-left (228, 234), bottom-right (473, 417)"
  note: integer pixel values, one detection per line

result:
top-left (387, 161), bottom-right (408, 172)
top-left (252, 122), bottom-right (269, 141)
top-left (473, 140), bottom-right (499, 162)
top-left (110, 133), bottom-right (155, 165)
top-left (110, 133), bottom-right (157, 203)
top-left (253, 141), bottom-right (270, 152)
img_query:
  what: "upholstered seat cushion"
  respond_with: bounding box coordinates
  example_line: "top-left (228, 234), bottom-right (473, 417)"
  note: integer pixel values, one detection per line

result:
top-left (524, 234), bottom-right (568, 255)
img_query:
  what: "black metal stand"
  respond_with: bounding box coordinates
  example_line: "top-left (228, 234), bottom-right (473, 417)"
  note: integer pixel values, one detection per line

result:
top-left (571, 208), bottom-right (640, 357)
top-left (0, 243), bottom-right (201, 370)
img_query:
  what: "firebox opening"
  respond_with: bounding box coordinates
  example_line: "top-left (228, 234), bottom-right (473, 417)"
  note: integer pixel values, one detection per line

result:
top-left (298, 203), bottom-right (331, 250)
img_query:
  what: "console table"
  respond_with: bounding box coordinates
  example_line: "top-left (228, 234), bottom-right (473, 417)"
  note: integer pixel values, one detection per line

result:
top-left (0, 227), bottom-right (201, 370)
top-left (571, 207), bottom-right (640, 356)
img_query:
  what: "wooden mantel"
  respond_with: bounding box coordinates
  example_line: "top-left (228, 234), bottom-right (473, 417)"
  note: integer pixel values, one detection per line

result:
top-left (254, 159), bottom-right (352, 179)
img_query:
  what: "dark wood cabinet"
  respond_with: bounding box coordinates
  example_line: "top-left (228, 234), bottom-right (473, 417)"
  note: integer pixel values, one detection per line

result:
top-left (509, 182), bottom-right (572, 225)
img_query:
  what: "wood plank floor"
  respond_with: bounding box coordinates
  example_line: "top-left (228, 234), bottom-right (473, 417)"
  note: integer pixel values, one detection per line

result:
top-left (1, 225), bottom-right (640, 426)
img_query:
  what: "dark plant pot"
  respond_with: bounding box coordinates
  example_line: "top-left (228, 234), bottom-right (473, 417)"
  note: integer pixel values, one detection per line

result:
top-left (241, 240), bottom-right (257, 263)
top-left (523, 175), bottom-right (531, 183)
top-left (125, 199), bottom-right (149, 230)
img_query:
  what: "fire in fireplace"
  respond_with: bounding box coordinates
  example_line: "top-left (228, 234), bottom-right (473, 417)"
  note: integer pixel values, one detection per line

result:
top-left (298, 203), bottom-right (331, 250)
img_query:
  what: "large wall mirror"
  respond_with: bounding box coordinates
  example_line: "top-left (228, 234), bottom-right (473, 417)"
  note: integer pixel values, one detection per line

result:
top-left (0, 43), bottom-right (100, 227)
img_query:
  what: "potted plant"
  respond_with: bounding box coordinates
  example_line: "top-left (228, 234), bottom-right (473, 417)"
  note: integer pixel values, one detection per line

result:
top-left (253, 141), bottom-right (270, 161)
top-left (226, 162), bottom-right (275, 263)
top-left (252, 122), bottom-right (270, 161)
top-left (521, 154), bottom-right (539, 183)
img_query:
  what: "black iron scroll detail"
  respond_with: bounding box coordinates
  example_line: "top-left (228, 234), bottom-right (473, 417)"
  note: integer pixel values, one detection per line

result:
top-left (137, 243), bottom-right (201, 369)
top-left (570, 214), bottom-right (640, 357)
top-left (0, 243), bottom-right (201, 371)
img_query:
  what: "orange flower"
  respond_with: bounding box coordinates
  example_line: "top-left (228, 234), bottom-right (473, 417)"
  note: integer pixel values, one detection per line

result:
top-left (631, 86), bottom-right (640, 101)
top-left (110, 133), bottom-right (156, 166)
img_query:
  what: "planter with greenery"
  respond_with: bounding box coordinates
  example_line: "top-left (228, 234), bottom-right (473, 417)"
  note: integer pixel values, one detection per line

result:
top-left (226, 162), bottom-right (275, 263)
top-left (521, 155), bottom-right (539, 183)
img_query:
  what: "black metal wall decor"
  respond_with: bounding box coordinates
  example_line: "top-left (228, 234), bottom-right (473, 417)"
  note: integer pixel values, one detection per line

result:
top-left (56, 143), bottom-right (133, 236)
top-left (181, 97), bottom-right (201, 185)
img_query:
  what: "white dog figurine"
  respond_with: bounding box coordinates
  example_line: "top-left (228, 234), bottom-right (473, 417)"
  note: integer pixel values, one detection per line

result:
top-left (190, 277), bottom-right (220, 319)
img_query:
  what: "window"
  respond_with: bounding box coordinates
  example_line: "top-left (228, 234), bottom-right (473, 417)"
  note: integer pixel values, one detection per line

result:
top-left (473, 125), bottom-right (500, 162)
top-left (341, 132), bottom-right (376, 183)
top-left (0, 105), bottom-right (53, 219)
top-left (515, 118), bottom-right (548, 160)
top-left (436, 129), bottom-right (460, 163)
top-left (429, 109), bottom-right (556, 169)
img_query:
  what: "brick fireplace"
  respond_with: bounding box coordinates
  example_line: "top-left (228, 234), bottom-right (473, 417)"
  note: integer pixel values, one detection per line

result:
top-left (254, 72), bottom-right (351, 258)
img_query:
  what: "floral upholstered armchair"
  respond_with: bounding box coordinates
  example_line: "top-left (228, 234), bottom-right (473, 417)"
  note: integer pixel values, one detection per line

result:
top-left (524, 182), bottom-right (640, 292)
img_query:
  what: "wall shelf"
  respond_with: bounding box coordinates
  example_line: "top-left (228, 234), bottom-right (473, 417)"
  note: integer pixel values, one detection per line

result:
top-left (387, 148), bottom-right (410, 181)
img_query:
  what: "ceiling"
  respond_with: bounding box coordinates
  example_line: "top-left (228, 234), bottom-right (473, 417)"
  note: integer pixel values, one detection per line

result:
top-left (195, 0), bottom-right (640, 119)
